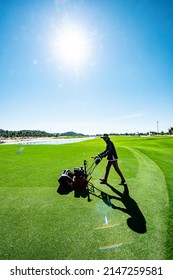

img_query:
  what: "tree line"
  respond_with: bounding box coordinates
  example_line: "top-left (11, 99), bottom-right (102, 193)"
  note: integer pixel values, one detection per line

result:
top-left (0, 129), bottom-right (85, 138)
top-left (0, 128), bottom-right (172, 139)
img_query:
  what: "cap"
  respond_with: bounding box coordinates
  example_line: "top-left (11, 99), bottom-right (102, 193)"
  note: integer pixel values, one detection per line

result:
top-left (101, 133), bottom-right (109, 138)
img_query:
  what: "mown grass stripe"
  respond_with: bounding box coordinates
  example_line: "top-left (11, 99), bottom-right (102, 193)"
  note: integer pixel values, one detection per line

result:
top-left (124, 147), bottom-right (169, 259)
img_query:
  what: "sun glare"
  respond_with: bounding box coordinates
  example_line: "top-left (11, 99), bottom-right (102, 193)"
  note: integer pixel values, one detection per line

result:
top-left (54, 23), bottom-right (91, 70)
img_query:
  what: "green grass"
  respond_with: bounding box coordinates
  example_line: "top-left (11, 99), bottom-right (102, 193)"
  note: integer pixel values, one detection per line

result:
top-left (0, 136), bottom-right (172, 259)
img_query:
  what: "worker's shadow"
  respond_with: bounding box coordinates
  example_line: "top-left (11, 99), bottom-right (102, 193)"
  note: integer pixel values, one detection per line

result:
top-left (103, 183), bottom-right (147, 234)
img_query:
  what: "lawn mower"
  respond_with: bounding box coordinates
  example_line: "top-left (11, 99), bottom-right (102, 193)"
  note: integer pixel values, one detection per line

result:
top-left (57, 155), bottom-right (111, 203)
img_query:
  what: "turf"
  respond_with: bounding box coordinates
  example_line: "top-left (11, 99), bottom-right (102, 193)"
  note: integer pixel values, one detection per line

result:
top-left (0, 136), bottom-right (172, 260)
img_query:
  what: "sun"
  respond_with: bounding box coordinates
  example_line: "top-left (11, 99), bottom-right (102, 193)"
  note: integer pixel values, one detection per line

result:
top-left (54, 23), bottom-right (91, 70)
top-left (58, 27), bottom-right (87, 64)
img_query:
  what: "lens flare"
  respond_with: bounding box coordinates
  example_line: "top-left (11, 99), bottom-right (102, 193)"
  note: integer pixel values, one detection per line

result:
top-left (95, 224), bottom-right (119, 230)
top-left (104, 214), bottom-right (108, 225)
top-left (99, 243), bottom-right (124, 251)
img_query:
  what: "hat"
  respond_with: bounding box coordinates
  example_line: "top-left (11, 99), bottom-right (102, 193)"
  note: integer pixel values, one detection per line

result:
top-left (101, 133), bottom-right (109, 138)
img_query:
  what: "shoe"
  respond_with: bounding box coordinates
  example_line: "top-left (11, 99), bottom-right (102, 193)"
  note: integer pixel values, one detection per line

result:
top-left (99, 179), bottom-right (107, 184)
top-left (119, 180), bottom-right (126, 185)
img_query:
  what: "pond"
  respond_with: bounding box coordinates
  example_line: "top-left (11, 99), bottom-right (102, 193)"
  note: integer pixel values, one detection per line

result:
top-left (19, 137), bottom-right (95, 145)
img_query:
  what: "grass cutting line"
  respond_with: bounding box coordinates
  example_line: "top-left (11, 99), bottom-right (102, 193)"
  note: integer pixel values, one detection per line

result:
top-left (123, 147), bottom-right (169, 259)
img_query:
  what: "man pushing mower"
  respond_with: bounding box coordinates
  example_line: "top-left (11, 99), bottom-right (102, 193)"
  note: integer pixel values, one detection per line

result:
top-left (97, 134), bottom-right (126, 185)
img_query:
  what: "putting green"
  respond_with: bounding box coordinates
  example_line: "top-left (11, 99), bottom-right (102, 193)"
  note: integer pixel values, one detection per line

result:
top-left (120, 147), bottom-right (169, 259)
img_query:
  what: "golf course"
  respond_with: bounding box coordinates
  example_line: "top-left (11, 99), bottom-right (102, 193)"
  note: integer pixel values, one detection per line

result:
top-left (0, 136), bottom-right (172, 260)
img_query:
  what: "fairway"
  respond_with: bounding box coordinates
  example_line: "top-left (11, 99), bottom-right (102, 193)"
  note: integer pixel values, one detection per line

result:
top-left (0, 136), bottom-right (172, 260)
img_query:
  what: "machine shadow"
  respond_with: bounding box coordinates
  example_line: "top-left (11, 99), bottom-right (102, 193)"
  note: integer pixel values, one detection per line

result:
top-left (57, 176), bottom-right (147, 233)
top-left (103, 183), bottom-right (147, 234)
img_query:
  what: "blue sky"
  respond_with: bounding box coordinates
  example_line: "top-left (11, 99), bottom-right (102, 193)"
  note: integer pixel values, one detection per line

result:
top-left (0, 0), bottom-right (173, 135)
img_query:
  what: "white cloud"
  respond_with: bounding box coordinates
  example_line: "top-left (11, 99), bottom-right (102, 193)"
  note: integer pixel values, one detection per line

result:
top-left (114, 112), bottom-right (147, 120)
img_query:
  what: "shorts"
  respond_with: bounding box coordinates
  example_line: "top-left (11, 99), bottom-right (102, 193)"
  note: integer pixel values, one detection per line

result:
top-left (108, 155), bottom-right (118, 162)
